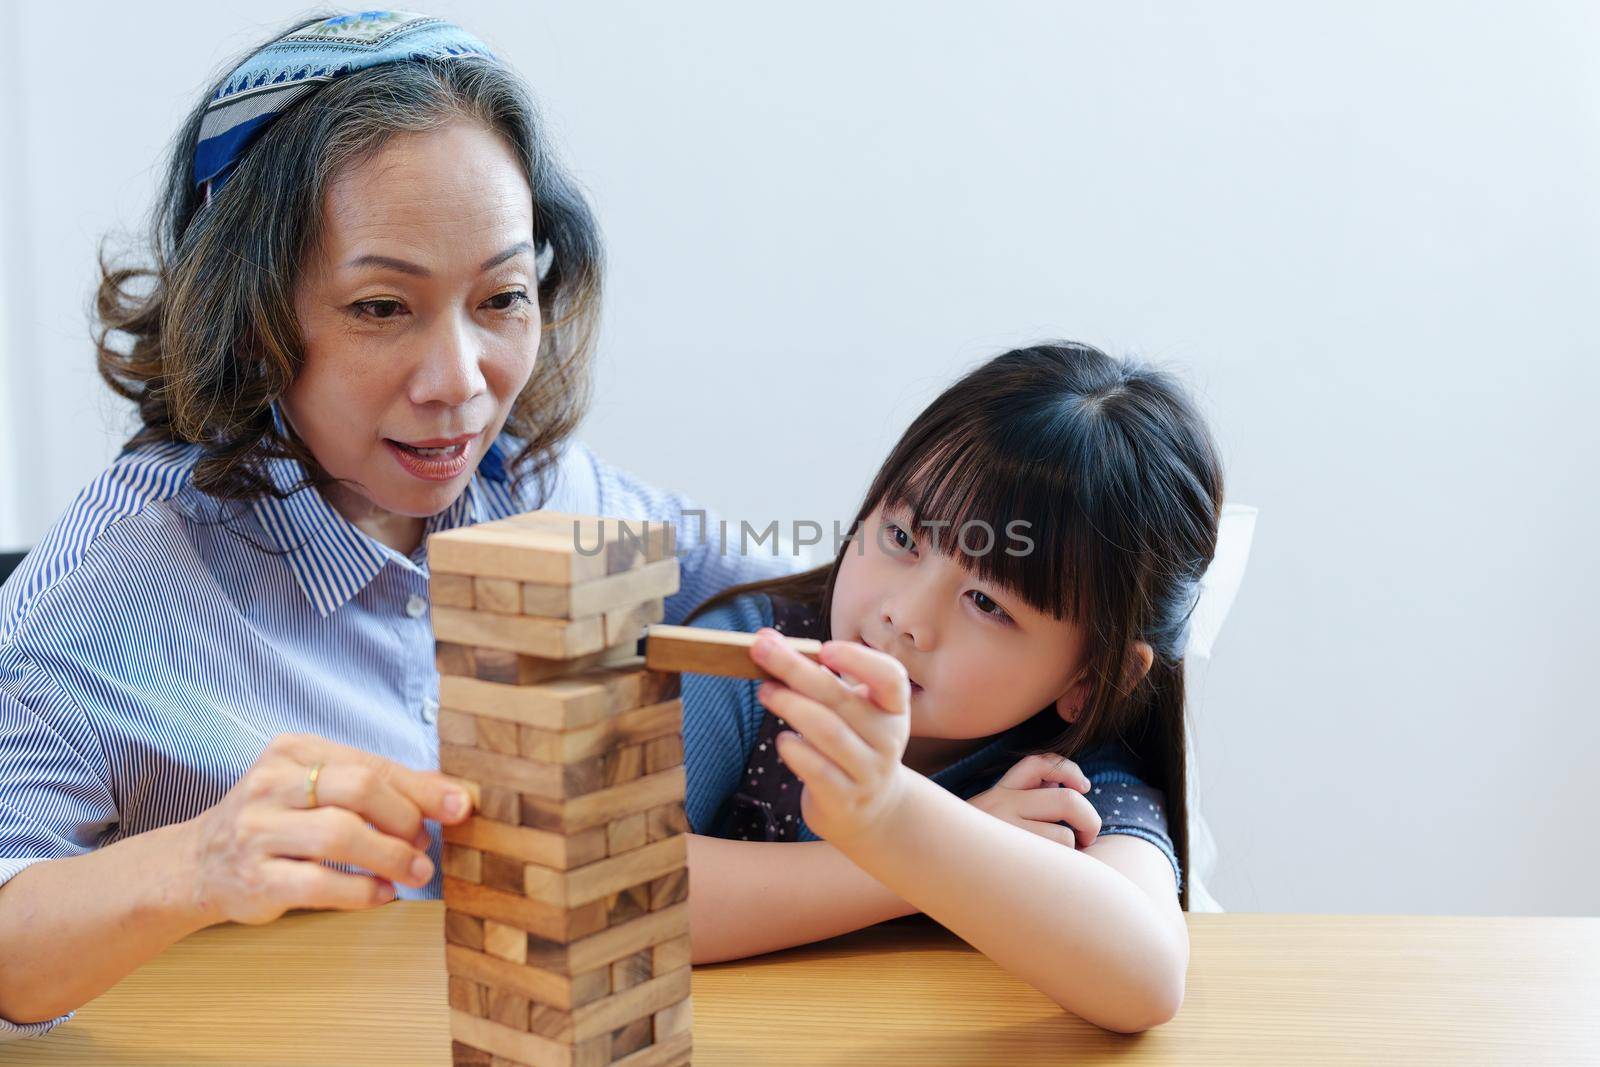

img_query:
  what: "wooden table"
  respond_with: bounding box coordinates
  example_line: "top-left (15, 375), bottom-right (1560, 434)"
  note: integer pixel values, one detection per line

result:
top-left (5, 905), bottom-right (1596, 1065)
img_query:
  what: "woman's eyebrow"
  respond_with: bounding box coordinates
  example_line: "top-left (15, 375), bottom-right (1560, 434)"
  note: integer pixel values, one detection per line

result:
top-left (343, 241), bottom-right (534, 277)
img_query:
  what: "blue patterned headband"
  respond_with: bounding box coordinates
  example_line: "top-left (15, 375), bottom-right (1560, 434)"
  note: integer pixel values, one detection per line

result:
top-left (194, 10), bottom-right (496, 200)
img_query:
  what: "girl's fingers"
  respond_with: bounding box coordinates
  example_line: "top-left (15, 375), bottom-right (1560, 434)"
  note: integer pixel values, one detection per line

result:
top-left (757, 682), bottom-right (877, 785)
top-left (995, 752), bottom-right (1091, 793)
top-left (750, 631), bottom-right (862, 714)
top-left (815, 640), bottom-right (912, 716)
top-left (773, 729), bottom-right (856, 797)
top-left (1017, 786), bottom-right (1102, 847)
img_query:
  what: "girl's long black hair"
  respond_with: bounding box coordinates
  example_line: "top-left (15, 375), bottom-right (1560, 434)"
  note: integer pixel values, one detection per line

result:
top-left (689, 342), bottom-right (1224, 910)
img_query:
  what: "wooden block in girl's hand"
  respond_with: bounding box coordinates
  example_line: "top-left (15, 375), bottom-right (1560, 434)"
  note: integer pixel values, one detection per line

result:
top-left (644, 624), bottom-right (823, 680)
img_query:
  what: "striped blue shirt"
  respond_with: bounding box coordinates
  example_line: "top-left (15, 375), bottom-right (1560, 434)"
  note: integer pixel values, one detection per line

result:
top-left (680, 595), bottom-right (1182, 885)
top-left (0, 433), bottom-right (791, 1039)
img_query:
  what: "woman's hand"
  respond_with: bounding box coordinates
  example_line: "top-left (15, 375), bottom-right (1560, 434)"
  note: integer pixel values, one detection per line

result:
top-left (749, 627), bottom-right (913, 847)
top-left (968, 753), bottom-right (1102, 849)
top-left (183, 732), bottom-right (474, 926)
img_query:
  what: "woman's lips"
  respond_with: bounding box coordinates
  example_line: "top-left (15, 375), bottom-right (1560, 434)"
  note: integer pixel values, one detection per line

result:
top-left (384, 433), bottom-right (476, 482)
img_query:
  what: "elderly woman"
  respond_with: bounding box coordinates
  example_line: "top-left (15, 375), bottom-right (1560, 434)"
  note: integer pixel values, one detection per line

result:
top-left (0, 11), bottom-right (785, 1034)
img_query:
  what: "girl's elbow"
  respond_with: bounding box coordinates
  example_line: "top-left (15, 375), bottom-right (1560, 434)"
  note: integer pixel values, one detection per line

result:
top-left (1059, 960), bottom-right (1187, 1034)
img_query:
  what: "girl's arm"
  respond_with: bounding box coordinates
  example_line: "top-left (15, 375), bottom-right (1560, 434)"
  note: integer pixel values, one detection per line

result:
top-left (746, 631), bottom-right (1186, 1033)
top-left (838, 768), bottom-right (1188, 1034)
top-left (685, 834), bottom-right (917, 963)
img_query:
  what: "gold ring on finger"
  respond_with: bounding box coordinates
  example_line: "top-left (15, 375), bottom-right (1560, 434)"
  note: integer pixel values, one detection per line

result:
top-left (305, 762), bottom-right (324, 809)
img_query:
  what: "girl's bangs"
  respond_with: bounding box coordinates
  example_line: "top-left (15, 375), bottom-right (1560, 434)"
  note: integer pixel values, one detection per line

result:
top-left (875, 424), bottom-right (1106, 624)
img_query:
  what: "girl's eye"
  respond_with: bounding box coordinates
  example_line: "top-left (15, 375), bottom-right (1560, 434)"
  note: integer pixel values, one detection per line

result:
top-left (886, 522), bottom-right (916, 555)
top-left (968, 590), bottom-right (1012, 622)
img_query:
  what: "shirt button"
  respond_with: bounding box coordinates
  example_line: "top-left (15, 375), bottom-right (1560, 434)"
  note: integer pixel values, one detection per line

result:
top-left (405, 594), bottom-right (428, 619)
top-left (421, 698), bottom-right (439, 725)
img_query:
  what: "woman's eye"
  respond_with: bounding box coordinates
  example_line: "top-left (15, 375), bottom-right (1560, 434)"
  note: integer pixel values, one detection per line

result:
top-left (969, 590), bottom-right (1011, 621)
top-left (352, 299), bottom-right (405, 321)
top-left (485, 289), bottom-right (532, 312)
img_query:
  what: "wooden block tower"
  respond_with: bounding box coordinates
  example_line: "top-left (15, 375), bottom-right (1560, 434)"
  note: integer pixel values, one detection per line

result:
top-left (427, 511), bottom-right (693, 1067)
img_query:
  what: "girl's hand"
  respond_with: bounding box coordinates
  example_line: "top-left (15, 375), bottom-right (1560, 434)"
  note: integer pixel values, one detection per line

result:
top-left (183, 732), bottom-right (474, 926)
top-left (749, 627), bottom-right (913, 847)
top-left (968, 753), bottom-right (1102, 849)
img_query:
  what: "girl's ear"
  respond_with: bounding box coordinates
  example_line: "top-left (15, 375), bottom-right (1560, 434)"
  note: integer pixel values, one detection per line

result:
top-left (1054, 674), bottom-right (1090, 725)
top-left (1054, 642), bottom-right (1156, 725)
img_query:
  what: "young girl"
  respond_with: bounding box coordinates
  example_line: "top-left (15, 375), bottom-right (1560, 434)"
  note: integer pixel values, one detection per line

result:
top-left (677, 341), bottom-right (1223, 1034)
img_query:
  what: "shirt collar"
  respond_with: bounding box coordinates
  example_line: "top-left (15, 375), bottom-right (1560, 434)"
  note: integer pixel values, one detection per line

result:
top-left (248, 407), bottom-right (511, 618)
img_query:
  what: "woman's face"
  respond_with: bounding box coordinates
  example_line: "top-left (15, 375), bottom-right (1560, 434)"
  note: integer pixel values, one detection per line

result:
top-left (830, 504), bottom-right (1091, 740)
top-left (286, 120), bottom-right (540, 538)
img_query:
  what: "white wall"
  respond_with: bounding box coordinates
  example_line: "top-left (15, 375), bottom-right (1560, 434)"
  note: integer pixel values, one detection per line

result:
top-left (1, 2), bottom-right (1595, 916)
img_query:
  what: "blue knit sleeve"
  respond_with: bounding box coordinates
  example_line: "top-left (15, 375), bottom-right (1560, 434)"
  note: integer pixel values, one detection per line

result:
top-left (1076, 742), bottom-right (1183, 896)
top-left (676, 595), bottom-right (771, 835)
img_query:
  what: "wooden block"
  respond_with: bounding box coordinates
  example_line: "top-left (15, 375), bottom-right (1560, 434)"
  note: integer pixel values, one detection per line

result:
top-left (525, 967), bottom-right (693, 1044)
top-left (432, 573), bottom-right (476, 609)
top-left (516, 700), bottom-right (682, 765)
top-left (605, 882), bottom-right (653, 928)
top-left (436, 642), bottom-right (637, 687)
top-left (610, 949), bottom-right (652, 993)
top-left (521, 902), bottom-right (689, 978)
top-left (445, 909), bottom-right (486, 953)
top-left (434, 607), bottom-right (606, 660)
top-left (611, 1016), bottom-right (652, 1058)
top-left (600, 744), bottom-right (644, 788)
top-left (482, 853), bottom-right (526, 895)
top-left (440, 661), bottom-right (672, 732)
top-left (521, 558), bottom-right (680, 619)
top-left (642, 735), bottom-right (684, 775)
top-left (445, 816), bottom-right (609, 872)
top-left (644, 624), bottom-right (822, 680)
top-left (602, 599), bottom-right (665, 649)
top-left (486, 986), bottom-right (531, 1032)
top-left (441, 745), bottom-right (610, 803)
top-left (448, 975), bottom-right (486, 1016)
top-left (476, 716), bottom-right (522, 756)
top-left (443, 844), bottom-right (482, 884)
top-left (618, 1031), bottom-right (692, 1067)
top-left (607, 813), bottom-right (647, 856)
top-left (650, 934), bottom-right (692, 976)
top-left (516, 767), bottom-right (686, 835)
top-left (443, 877), bottom-right (609, 943)
top-left (429, 522), bottom-right (611, 584)
top-left (449, 1010), bottom-right (583, 1067)
top-left (477, 784), bottom-right (520, 825)
top-left (645, 803), bottom-right (688, 843)
top-left (648, 869), bottom-right (689, 912)
top-left (499, 511), bottom-right (675, 570)
top-left (439, 708), bottom-right (480, 747)
top-left (446, 944), bottom-right (611, 1012)
top-left (520, 837), bottom-right (686, 910)
top-left (483, 919), bottom-right (529, 964)
top-left (472, 576), bottom-right (523, 615)
top-left (653, 997), bottom-right (692, 1042)
top-left (449, 1039), bottom-right (492, 1067)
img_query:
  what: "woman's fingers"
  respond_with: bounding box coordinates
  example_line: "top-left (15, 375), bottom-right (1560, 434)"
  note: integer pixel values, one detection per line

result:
top-left (756, 682), bottom-right (877, 785)
top-left (260, 858), bottom-right (397, 914)
top-left (268, 807), bottom-right (434, 889)
top-left (269, 733), bottom-right (473, 826)
top-left (995, 752), bottom-right (1091, 793)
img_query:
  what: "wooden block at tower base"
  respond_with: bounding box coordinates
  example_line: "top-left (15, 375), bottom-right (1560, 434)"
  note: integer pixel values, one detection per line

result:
top-left (644, 624), bottom-right (823, 680)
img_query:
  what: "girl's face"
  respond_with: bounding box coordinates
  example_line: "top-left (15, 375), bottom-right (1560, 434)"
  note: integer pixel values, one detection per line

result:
top-left (286, 120), bottom-right (541, 548)
top-left (830, 503), bottom-right (1091, 739)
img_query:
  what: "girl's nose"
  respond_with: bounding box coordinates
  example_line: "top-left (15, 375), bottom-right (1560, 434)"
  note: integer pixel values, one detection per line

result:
top-left (881, 590), bottom-right (937, 653)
